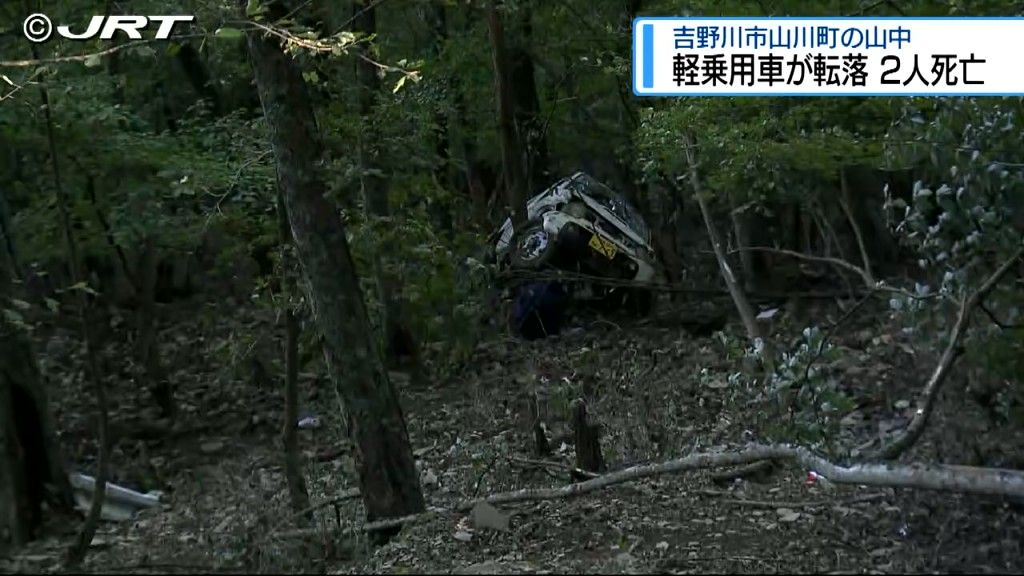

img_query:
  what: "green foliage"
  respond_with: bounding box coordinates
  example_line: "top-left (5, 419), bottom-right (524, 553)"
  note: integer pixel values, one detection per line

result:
top-left (885, 97), bottom-right (1024, 425)
top-left (346, 178), bottom-right (493, 373)
top-left (759, 326), bottom-right (856, 448)
top-left (637, 96), bottom-right (895, 209)
top-left (886, 98), bottom-right (1024, 280)
top-left (968, 328), bottom-right (1024, 423)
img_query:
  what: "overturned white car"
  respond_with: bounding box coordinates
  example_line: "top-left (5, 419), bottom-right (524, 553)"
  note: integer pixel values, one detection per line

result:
top-left (493, 172), bottom-right (659, 310)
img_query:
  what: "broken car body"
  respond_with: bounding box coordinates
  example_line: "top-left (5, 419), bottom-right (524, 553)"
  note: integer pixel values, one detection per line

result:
top-left (493, 172), bottom-right (659, 291)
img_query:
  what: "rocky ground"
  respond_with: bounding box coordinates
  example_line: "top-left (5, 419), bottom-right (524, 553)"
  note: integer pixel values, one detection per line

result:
top-left (2, 293), bottom-right (1023, 574)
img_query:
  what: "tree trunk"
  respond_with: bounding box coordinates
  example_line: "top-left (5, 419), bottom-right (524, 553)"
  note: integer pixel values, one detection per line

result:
top-left (244, 12), bottom-right (425, 525)
top-left (509, 1), bottom-right (547, 193)
top-left (0, 326), bottom-right (72, 548)
top-left (839, 169), bottom-right (874, 284)
top-left (683, 134), bottom-right (761, 342)
top-left (451, 21), bottom-right (489, 230)
top-left (276, 186), bottom-right (311, 523)
top-left (0, 247), bottom-right (73, 548)
top-left (81, 173), bottom-right (136, 297)
top-left (571, 399), bottom-right (605, 473)
top-left (728, 190), bottom-right (756, 293)
top-left (425, 3), bottom-right (456, 238)
top-left (175, 43), bottom-right (223, 116)
top-left (647, 179), bottom-right (685, 298)
top-left (136, 237), bottom-right (174, 419)
top-left (25, 31), bottom-right (110, 564)
top-left (0, 188), bottom-right (21, 281)
top-left (812, 203), bottom-right (856, 298)
top-left (353, 0), bottom-right (425, 380)
top-left (424, 1), bottom-right (453, 190)
top-left (488, 0), bottom-right (529, 229)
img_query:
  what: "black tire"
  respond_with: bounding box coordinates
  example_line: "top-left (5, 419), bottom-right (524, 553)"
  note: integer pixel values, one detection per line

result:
top-left (510, 220), bottom-right (557, 270)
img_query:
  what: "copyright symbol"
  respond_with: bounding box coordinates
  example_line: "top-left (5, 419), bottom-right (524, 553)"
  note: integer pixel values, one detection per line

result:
top-left (23, 13), bottom-right (52, 43)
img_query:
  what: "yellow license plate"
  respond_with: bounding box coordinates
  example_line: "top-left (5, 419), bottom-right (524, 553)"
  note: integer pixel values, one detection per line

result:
top-left (588, 234), bottom-right (618, 259)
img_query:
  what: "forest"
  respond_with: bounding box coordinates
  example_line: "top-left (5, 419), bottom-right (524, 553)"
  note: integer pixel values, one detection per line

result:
top-left (1, 0), bottom-right (1023, 573)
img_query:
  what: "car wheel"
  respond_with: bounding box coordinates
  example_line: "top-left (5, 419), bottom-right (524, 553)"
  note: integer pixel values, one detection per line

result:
top-left (511, 220), bottom-right (557, 269)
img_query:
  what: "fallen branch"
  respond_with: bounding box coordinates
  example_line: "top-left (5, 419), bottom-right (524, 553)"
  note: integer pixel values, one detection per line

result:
top-left (470, 444), bottom-right (1024, 506)
top-left (280, 442), bottom-right (1024, 543)
top-left (275, 509), bottom-right (443, 540)
top-left (710, 459), bottom-right (775, 484)
top-left (873, 245), bottom-right (1024, 460)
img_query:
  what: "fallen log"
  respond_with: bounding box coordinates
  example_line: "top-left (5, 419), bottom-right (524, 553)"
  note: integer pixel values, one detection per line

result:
top-left (274, 443), bottom-right (1024, 540)
top-left (472, 444), bottom-right (1024, 507)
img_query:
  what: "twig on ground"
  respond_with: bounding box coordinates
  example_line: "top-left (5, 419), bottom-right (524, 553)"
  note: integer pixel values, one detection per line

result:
top-left (509, 457), bottom-right (600, 480)
top-left (710, 459), bottom-right (774, 484)
top-left (276, 509), bottom-right (445, 540)
top-left (289, 488), bottom-right (360, 522)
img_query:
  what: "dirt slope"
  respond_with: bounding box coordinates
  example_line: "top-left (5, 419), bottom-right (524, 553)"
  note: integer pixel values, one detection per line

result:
top-left (3, 298), bottom-right (1022, 574)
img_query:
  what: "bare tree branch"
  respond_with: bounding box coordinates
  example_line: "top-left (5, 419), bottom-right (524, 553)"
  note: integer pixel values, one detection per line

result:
top-left (0, 35), bottom-right (205, 68)
top-left (839, 169), bottom-right (874, 284)
top-left (873, 245), bottom-right (1024, 461)
top-left (728, 245), bottom-right (945, 303)
top-left (730, 246), bottom-right (874, 286)
top-left (980, 301), bottom-right (1024, 330)
top-left (685, 133), bottom-right (761, 342)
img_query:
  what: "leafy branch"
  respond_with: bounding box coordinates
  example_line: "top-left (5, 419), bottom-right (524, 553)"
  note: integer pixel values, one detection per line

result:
top-left (0, 69), bottom-right (43, 102)
top-left (235, 19), bottom-right (421, 86)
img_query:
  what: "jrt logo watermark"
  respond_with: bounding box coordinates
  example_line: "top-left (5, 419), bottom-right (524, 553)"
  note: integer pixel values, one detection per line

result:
top-left (23, 14), bottom-right (195, 43)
